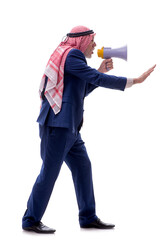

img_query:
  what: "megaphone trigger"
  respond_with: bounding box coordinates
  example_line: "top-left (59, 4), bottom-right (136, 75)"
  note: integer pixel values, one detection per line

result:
top-left (105, 62), bottom-right (109, 71)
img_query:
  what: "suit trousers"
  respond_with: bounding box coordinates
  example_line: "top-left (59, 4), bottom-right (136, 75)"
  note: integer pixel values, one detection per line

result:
top-left (22, 125), bottom-right (97, 228)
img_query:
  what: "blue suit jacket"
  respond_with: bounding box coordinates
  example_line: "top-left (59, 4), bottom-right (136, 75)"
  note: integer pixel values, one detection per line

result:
top-left (37, 49), bottom-right (127, 132)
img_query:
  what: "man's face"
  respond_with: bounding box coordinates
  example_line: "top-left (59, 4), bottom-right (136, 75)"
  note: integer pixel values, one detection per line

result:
top-left (84, 36), bottom-right (96, 58)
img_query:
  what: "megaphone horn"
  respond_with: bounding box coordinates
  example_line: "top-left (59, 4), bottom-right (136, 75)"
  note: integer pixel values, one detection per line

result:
top-left (97, 45), bottom-right (127, 61)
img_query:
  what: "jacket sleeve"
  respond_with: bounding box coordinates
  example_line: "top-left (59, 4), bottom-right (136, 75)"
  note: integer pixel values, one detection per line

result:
top-left (65, 49), bottom-right (127, 91)
top-left (85, 83), bottom-right (98, 97)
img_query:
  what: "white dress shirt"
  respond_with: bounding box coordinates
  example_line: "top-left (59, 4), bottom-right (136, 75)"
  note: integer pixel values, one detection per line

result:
top-left (126, 78), bottom-right (134, 88)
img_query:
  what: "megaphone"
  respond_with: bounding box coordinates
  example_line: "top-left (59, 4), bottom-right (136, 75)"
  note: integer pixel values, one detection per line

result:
top-left (97, 45), bottom-right (127, 61)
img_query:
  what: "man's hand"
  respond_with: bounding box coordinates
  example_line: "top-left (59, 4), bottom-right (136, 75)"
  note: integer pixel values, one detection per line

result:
top-left (98, 58), bottom-right (113, 73)
top-left (133, 64), bottom-right (156, 84)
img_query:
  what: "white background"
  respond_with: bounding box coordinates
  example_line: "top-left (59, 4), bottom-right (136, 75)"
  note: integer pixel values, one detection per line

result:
top-left (0, 0), bottom-right (160, 239)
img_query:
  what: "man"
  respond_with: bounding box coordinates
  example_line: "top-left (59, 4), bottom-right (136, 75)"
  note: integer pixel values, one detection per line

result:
top-left (22, 26), bottom-right (156, 234)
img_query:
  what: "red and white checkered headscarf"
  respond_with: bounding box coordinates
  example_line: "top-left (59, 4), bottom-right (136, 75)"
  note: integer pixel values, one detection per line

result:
top-left (39, 26), bottom-right (95, 114)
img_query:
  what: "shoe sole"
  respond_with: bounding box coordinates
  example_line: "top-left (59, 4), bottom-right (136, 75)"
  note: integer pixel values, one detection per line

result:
top-left (23, 227), bottom-right (56, 234)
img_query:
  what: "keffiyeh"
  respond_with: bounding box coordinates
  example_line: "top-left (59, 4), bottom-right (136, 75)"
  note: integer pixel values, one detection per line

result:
top-left (39, 26), bottom-right (94, 114)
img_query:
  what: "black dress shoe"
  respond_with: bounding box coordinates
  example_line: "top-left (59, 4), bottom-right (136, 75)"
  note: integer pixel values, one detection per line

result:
top-left (81, 218), bottom-right (115, 229)
top-left (23, 222), bottom-right (56, 234)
